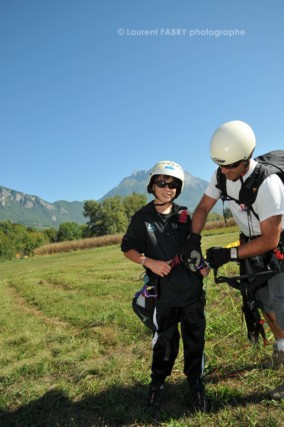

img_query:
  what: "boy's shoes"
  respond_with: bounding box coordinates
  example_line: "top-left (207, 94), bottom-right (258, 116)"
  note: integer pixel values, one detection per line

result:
top-left (262, 349), bottom-right (284, 370)
top-left (269, 382), bottom-right (284, 400)
top-left (146, 384), bottom-right (164, 416)
top-left (189, 379), bottom-right (209, 413)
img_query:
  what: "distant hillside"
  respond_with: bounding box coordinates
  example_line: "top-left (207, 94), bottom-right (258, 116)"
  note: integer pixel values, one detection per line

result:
top-left (0, 169), bottom-right (218, 228)
top-left (0, 187), bottom-right (85, 228)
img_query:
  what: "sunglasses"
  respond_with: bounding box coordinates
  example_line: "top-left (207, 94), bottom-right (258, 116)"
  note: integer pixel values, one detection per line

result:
top-left (154, 180), bottom-right (179, 189)
top-left (221, 160), bottom-right (243, 169)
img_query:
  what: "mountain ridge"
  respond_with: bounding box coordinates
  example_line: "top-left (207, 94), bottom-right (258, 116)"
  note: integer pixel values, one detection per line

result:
top-left (0, 169), bottom-right (213, 228)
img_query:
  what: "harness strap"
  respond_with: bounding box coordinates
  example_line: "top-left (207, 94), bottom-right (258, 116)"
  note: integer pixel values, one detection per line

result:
top-left (214, 269), bottom-right (278, 291)
top-left (168, 209), bottom-right (191, 268)
top-left (169, 254), bottom-right (181, 268)
top-left (213, 269), bottom-right (275, 346)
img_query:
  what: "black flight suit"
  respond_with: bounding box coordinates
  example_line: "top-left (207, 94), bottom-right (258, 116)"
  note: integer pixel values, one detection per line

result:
top-left (121, 201), bottom-right (206, 387)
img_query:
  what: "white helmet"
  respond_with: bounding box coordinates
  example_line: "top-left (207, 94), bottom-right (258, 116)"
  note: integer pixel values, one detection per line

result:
top-left (147, 160), bottom-right (184, 198)
top-left (210, 120), bottom-right (256, 166)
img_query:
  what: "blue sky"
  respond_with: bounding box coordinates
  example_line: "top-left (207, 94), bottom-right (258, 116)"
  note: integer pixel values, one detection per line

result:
top-left (1, 0), bottom-right (283, 202)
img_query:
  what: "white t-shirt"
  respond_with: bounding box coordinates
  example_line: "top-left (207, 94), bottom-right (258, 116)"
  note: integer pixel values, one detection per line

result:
top-left (205, 159), bottom-right (284, 237)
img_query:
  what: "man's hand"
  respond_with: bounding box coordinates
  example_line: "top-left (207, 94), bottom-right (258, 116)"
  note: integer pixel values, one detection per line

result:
top-left (206, 247), bottom-right (238, 269)
top-left (181, 233), bottom-right (204, 272)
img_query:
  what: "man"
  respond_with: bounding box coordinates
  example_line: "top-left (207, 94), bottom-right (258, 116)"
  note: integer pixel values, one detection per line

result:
top-left (183, 120), bottom-right (284, 400)
top-left (121, 160), bottom-right (209, 415)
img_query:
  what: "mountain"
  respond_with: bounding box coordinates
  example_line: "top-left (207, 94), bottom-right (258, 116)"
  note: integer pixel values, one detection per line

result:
top-left (0, 187), bottom-right (85, 228)
top-left (100, 170), bottom-right (210, 212)
top-left (0, 170), bottom-right (214, 228)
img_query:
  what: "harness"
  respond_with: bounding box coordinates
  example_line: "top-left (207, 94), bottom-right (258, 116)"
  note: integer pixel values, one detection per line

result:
top-left (216, 163), bottom-right (275, 222)
top-left (216, 150), bottom-right (284, 223)
top-left (132, 208), bottom-right (192, 330)
top-left (213, 231), bottom-right (284, 346)
top-left (213, 267), bottom-right (276, 346)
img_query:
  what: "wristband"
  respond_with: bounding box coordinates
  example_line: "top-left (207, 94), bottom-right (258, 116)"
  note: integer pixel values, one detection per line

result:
top-left (230, 247), bottom-right (238, 260)
top-left (141, 257), bottom-right (146, 266)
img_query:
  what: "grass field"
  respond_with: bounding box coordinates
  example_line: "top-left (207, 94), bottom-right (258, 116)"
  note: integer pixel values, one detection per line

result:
top-left (0, 231), bottom-right (283, 426)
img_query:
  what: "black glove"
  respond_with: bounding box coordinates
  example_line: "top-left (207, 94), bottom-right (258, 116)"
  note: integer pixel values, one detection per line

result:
top-left (181, 233), bottom-right (204, 272)
top-left (206, 246), bottom-right (238, 270)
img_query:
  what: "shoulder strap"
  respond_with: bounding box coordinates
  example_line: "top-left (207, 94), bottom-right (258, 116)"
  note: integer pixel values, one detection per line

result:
top-left (178, 208), bottom-right (192, 235)
top-left (215, 167), bottom-right (239, 224)
top-left (216, 164), bottom-right (276, 221)
top-left (239, 163), bottom-right (278, 220)
top-left (216, 167), bottom-right (229, 201)
top-left (239, 164), bottom-right (270, 204)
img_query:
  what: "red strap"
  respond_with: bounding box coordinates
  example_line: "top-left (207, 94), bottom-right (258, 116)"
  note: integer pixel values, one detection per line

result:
top-left (274, 249), bottom-right (284, 260)
top-left (170, 255), bottom-right (181, 268)
top-left (169, 210), bottom-right (189, 267)
top-left (178, 209), bottom-right (188, 223)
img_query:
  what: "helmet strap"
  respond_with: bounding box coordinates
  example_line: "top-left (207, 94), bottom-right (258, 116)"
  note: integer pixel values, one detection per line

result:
top-left (239, 159), bottom-right (250, 178)
top-left (153, 191), bottom-right (175, 206)
top-left (153, 198), bottom-right (174, 207)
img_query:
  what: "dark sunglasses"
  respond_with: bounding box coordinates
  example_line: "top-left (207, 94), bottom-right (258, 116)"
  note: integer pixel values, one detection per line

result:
top-left (221, 160), bottom-right (243, 169)
top-left (154, 180), bottom-right (179, 189)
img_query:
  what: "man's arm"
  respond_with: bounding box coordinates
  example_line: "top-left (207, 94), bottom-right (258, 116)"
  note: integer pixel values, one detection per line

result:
top-left (191, 194), bottom-right (218, 234)
top-left (238, 214), bottom-right (283, 259)
top-left (206, 214), bottom-right (283, 269)
top-left (180, 194), bottom-right (217, 271)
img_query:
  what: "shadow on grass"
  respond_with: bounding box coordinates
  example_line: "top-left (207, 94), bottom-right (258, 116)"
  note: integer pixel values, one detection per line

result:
top-left (0, 380), bottom-right (270, 427)
top-left (205, 363), bottom-right (260, 384)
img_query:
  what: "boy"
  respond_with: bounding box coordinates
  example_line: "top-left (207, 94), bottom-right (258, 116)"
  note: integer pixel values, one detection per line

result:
top-left (121, 160), bottom-right (209, 415)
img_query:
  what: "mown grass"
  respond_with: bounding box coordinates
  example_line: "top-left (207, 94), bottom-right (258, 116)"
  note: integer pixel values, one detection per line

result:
top-left (0, 232), bottom-right (283, 427)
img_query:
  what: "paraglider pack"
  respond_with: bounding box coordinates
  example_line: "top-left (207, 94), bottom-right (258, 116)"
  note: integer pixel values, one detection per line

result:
top-left (132, 273), bottom-right (158, 331)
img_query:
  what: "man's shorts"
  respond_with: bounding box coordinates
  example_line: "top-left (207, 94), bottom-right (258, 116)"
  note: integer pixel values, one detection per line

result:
top-left (255, 271), bottom-right (284, 329)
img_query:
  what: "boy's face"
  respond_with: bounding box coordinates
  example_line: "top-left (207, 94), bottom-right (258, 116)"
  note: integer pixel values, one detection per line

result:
top-left (153, 176), bottom-right (178, 203)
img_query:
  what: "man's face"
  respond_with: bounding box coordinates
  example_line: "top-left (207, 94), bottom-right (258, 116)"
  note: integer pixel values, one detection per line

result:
top-left (220, 160), bottom-right (247, 181)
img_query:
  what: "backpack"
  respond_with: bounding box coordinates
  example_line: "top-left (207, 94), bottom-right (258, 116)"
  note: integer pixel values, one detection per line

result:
top-left (216, 150), bottom-right (284, 220)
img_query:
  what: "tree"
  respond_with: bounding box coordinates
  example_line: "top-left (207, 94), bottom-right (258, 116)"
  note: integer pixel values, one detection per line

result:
top-left (0, 229), bottom-right (14, 260)
top-left (224, 207), bottom-right (233, 219)
top-left (43, 227), bottom-right (58, 243)
top-left (123, 193), bottom-right (147, 221)
top-left (80, 224), bottom-right (89, 238)
top-left (99, 196), bottom-right (128, 235)
top-left (83, 196), bottom-right (129, 236)
top-left (207, 212), bottom-right (222, 221)
top-left (57, 222), bottom-right (83, 242)
top-left (23, 232), bottom-right (47, 255)
top-left (83, 200), bottom-right (102, 236)
top-left (0, 221), bottom-right (48, 259)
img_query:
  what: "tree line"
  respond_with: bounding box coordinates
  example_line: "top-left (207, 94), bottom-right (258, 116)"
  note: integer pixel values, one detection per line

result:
top-left (0, 194), bottom-right (147, 260)
top-left (0, 193), bottom-right (232, 261)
